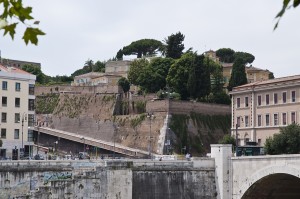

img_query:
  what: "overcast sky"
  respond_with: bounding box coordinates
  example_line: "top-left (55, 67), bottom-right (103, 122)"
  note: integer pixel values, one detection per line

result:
top-left (1, 0), bottom-right (299, 77)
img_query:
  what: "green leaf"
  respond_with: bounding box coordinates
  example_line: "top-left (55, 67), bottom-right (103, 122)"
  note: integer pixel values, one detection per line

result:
top-left (2, 23), bottom-right (17, 39)
top-left (294, 0), bottom-right (300, 7)
top-left (22, 27), bottom-right (45, 45)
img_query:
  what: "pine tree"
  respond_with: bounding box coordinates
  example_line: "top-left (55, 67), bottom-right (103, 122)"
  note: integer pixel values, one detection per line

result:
top-left (227, 58), bottom-right (248, 91)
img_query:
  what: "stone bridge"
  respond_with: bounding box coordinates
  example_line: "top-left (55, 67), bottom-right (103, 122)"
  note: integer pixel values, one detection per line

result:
top-left (211, 144), bottom-right (300, 199)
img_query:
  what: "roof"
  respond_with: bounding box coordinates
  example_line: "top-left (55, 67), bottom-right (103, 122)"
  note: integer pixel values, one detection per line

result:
top-left (0, 64), bottom-right (32, 75)
top-left (232, 74), bottom-right (300, 91)
top-left (74, 72), bottom-right (104, 79)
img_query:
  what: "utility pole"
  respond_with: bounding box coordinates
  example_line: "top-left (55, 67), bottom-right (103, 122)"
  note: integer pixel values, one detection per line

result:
top-left (147, 112), bottom-right (154, 159)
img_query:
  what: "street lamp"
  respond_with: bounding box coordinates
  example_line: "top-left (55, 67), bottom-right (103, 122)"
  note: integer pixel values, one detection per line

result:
top-left (20, 112), bottom-right (27, 158)
top-left (113, 124), bottom-right (119, 159)
top-left (37, 124), bottom-right (40, 155)
top-left (54, 141), bottom-right (58, 155)
top-left (147, 112), bottom-right (154, 159)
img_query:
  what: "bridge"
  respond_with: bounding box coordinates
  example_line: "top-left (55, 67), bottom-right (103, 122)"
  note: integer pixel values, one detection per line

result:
top-left (30, 126), bottom-right (149, 158)
top-left (211, 144), bottom-right (300, 199)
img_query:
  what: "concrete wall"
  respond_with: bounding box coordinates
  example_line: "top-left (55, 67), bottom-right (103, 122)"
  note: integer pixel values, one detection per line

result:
top-left (0, 159), bottom-right (216, 199)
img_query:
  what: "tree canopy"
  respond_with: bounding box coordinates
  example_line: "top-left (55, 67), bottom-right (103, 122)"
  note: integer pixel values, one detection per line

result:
top-left (227, 57), bottom-right (248, 91)
top-left (118, 77), bottom-right (130, 93)
top-left (216, 48), bottom-right (255, 64)
top-left (265, 123), bottom-right (300, 155)
top-left (164, 32), bottom-right (185, 59)
top-left (0, 0), bottom-right (45, 45)
top-left (71, 59), bottom-right (105, 77)
top-left (122, 39), bottom-right (164, 58)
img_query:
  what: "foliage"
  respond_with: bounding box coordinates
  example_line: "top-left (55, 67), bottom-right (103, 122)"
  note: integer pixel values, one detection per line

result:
top-left (0, 0), bottom-right (45, 45)
top-left (71, 59), bottom-right (106, 77)
top-left (269, 72), bottom-right (275, 79)
top-left (22, 64), bottom-right (45, 84)
top-left (122, 39), bottom-right (164, 58)
top-left (116, 49), bottom-right (123, 60)
top-left (219, 134), bottom-right (236, 146)
top-left (216, 48), bottom-right (235, 63)
top-left (36, 94), bottom-right (59, 114)
top-left (265, 123), bottom-right (300, 155)
top-left (275, 0), bottom-right (300, 29)
top-left (167, 53), bottom-right (211, 100)
top-left (134, 101), bottom-right (146, 113)
top-left (127, 58), bottom-right (149, 85)
top-left (130, 114), bottom-right (146, 128)
top-left (140, 57), bottom-right (174, 93)
top-left (164, 32), bottom-right (185, 59)
top-left (170, 113), bottom-right (231, 154)
top-left (167, 53), bottom-right (196, 99)
top-left (233, 51), bottom-right (255, 64)
top-left (118, 77), bottom-right (130, 93)
top-left (227, 57), bottom-right (248, 91)
top-left (205, 92), bottom-right (231, 105)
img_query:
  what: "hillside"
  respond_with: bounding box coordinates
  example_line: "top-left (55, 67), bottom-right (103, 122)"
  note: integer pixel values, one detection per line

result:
top-left (35, 86), bottom-right (231, 155)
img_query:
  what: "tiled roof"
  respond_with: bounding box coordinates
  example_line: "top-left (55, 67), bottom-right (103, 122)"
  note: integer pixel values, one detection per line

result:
top-left (0, 64), bottom-right (32, 75)
top-left (233, 74), bottom-right (300, 90)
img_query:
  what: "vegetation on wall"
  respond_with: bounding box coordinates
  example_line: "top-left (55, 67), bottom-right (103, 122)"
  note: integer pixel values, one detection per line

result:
top-left (169, 112), bottom-right (231, 154)
top-left (36, 93), bottom-right (59, 114)
top-left (130, 114), bottom-right (146, 129)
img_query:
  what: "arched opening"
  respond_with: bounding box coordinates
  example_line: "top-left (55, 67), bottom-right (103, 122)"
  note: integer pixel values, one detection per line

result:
top-left (242, 173), bottom-right (300, 199)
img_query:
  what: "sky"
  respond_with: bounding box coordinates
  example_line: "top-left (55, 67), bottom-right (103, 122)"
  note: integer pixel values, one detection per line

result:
top-left (1, 0), bottom-right (299, 78)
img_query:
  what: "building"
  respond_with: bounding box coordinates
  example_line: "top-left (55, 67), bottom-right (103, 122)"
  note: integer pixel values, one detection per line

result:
top-left (105, 60), bottom-right (132, 78)
top-left (0, 58), bottom-right (41, 69)
top-left (230, 75), bottom-right (300, 146)
top-left (0, 64), bottom-right (36, 159)
top-left (204, 50), bottom-right (272, 89)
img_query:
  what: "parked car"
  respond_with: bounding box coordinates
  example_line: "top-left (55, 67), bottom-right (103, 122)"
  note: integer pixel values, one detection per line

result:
top-left (34, 154), bottom-right (45, 160)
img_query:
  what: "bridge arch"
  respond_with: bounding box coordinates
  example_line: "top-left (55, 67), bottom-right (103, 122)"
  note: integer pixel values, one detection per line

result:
top-left (237, 165), bottom-right (300, 198)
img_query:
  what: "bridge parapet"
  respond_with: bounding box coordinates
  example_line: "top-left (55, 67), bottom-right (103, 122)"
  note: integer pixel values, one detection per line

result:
top-left (231, 154), bottom-right (300, 199)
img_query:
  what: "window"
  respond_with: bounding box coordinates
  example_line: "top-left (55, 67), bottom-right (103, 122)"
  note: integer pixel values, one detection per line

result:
top-left (28, 114), bottom-right (35, 127)
top-left (28, 99), bottom-right (35, 111)
top-left (266, 94), bottom-right (269, 105)
top-left (291, 91), bottom-right (296, 102)
top-left (237, 98), bottom-right (240, 108)
top-left (282, 113), bottom-right (287, 125)
top-left (237, 116), bottom-right (241, 127)
top-left (2, 97), bottom-right (7, 106)
top-left (15, 98), bottom-right (20, 107)
top-left (29, 84), bottom-right (35, 95)
top-left (245, 97), bottom-right (249, 107)
top-left (291, 112), bottom-right (296, 124)
top-left (245, 115), bottom-right (249, 127)
top-left (258, 95), bottom-right (262, 106)
top-left (1, 128), bottom-right (6, 139)
top-left (274, 113), bottom-right (278, 126)
top-left (274, 93), bottom-right (278, 104)
top-left (28, 130), bottom-right (34, 142)
top-left (258, 139), bottom-right (261, 146)
top-left (1, 112), bottom-right (7, 123)
top-left (266, 114), bottom-right (270, 126)
top-left (283, 92), bottom-right (287, 103)
top-left (2, 81), bottom-right (7, 90)
top-left (15, 113), bottom-right (20, 123)
top-left (258, 115), bottom-right (262, 127)
top-left (15, 82), bottom-right (21, 91)
top-left (14, 129), bottom-right (19, 139)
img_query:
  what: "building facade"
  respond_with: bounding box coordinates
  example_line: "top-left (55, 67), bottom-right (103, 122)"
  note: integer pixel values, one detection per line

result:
top-left (230, 75), bottom-right (300, 146)
top-left (0, 64), bottom-right (36, 159)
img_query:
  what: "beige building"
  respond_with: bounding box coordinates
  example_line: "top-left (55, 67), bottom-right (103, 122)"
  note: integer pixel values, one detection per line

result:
top-left (105, 60), bottom-right (132, 78)
top-left (0, 64), bottom-right (36, 159)
top-left (230, 75), bottom-right (300, 146)
top-left (204, 50), bottom-right (271, 88)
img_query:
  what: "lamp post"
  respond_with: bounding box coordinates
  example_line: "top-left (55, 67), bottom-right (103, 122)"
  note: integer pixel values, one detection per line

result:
top-left (235, 123), bottom-right (239, 157)
top-left (37, 125), bottom-right (40, 155)
top-left (147, 112), bottom-right (154, 159)
top-left (54, 141), bottom-right (58, 155)
top-left (20, 112), bottom-right (27, 158)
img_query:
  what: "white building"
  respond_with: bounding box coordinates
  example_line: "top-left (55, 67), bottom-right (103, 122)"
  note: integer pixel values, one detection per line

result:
top-left (0, 64), bottom-right (36, 159)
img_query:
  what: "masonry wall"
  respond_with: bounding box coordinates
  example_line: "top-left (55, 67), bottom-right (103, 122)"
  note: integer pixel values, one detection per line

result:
top-left (0, 159), bottom-right (216, 199)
